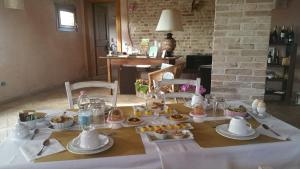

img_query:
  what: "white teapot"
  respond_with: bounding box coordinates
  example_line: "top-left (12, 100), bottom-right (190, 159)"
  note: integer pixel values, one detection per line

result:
top-left (13, 121), bottom-right (30, 139)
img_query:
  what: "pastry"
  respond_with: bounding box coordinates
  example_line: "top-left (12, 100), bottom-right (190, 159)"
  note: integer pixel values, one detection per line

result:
top-left (127, 117), bottom-right (142, 125)
top-left (192, 105), bottom-right (206, 116)
top-left (109, 109), bottom-right (123, 121)
top-left (34, 112), bottom-right (46, 120)
top-left (51, 115), bottom-right (73, 123)
top-left (151, 102), bottom-right (164, 109)
top-left (172, 130), bottom-right (185, 139)
top-left (170, 114), bottom-right (187, 121)
top-left (144, 110), bottom-right (153, 116)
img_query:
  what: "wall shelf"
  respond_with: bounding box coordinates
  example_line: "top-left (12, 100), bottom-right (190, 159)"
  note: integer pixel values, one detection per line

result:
top-left (264, 43), bottom-right (297, 103)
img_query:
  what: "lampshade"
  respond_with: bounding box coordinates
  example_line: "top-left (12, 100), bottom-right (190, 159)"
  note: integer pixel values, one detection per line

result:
top-left (156, 9), bottom-right (183, 32)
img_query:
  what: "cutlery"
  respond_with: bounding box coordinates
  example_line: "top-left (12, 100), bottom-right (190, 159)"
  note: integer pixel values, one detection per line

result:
top-left (262, 124), bottom-right (281, 137)
top-left (261, 124), bottom-right (290, 141)
top-left (30, 129), bottom-right (39, 140)
top-left (37, 139), bottom-right (50, 156)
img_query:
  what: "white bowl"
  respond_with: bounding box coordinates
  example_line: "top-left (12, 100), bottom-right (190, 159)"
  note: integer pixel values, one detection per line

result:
top-left (154, 129), bottom-right (168, 139)
top-left (50, 117), bottom-right (74, 129)
top-left (19, 120), bottom-right (37, 130)
top-left (172, 130), bottom-right (185, 139)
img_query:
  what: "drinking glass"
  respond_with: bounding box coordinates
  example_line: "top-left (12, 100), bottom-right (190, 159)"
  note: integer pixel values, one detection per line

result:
top-left (203, 94), bottom-right (213, 111)
top-left (212, 97), bottom-right (226, 116)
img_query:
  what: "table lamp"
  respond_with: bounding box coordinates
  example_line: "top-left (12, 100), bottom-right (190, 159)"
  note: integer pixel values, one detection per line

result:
top-left (156, 9), bottom-right (183, 57)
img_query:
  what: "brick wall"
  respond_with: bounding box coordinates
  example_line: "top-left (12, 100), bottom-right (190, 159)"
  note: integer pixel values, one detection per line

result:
top-left (127, 0), bottom-right (215, 56)
top-left (211, 0), bottom-right (275, 100)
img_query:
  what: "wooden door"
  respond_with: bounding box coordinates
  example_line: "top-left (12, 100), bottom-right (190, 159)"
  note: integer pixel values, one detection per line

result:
top-left (93, 4), bottom-right (109, 80)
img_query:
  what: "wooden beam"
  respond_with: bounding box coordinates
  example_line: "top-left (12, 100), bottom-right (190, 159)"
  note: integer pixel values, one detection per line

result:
top-left (116, 0), bottom-right (122, 52)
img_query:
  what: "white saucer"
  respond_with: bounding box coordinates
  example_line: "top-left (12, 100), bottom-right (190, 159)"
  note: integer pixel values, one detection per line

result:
top-left (216, 124), bottom-right (259, 140)
top-left (70, 134), bottom-right (109, 151)
top-left (67, 137), bottom-right (114, 155)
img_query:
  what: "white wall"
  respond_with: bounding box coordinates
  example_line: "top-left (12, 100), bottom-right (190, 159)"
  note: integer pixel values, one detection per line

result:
top-left (0, 0), bottom-right (87, 103)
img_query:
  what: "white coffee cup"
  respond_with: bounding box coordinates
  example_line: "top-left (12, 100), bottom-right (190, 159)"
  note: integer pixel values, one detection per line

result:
top-left (228, 116), bottom-right (252, 136)
top-left (78, 127), bottom-right (101, 149)
top-left (191, 94), bottom-right (203, 106)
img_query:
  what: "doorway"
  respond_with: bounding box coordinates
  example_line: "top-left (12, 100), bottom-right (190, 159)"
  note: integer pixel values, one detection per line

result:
top-left (84, 0), bottom-right (121, 80)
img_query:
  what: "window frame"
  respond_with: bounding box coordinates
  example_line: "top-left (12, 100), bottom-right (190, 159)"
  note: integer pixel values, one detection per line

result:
top-left (55, 4), bottom-right (78, 32)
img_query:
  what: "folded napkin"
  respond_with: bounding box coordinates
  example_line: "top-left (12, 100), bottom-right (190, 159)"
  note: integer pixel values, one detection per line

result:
top-left (19, 139), bottom-right (65, 161)
top-left (256, 125), bottom-right (289, 141)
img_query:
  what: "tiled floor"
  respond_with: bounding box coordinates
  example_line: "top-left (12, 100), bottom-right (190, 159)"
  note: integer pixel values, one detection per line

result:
top-left (1, 86), bottom-right (300, 142)
top-left (0, 87), bottom-right (145, 142)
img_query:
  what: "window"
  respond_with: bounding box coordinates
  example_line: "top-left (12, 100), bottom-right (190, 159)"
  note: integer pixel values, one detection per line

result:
top-left (55, 4), bottom-right (77, 32)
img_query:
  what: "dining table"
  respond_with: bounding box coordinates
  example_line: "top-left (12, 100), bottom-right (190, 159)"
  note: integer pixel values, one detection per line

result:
top-left (1, 101), bottom-right (300, 169)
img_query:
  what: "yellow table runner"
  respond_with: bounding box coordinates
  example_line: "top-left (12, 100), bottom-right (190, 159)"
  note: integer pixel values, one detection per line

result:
top-left (168, 104), bottom-right (283, 148)
top-left (36, 107), bottom-right (144, 163)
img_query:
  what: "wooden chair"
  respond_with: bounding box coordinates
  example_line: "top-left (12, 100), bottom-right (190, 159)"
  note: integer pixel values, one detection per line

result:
top-left (156, 78), bottom-right (201, 99)
top-left (148, 62), bottom-right (185, 91)
top-left (65, 81), bottom-right (118, 109)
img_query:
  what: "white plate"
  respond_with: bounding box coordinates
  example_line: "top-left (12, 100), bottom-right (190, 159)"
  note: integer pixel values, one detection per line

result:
top-left (67, 137), bottom-right (114, 155)
top-left (70, 134), bottom-right (110, 151)
top-left (216, 124), bottom-right (259, 140)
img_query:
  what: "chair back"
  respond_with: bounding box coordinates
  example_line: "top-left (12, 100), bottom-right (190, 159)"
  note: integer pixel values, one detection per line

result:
top-left (65, 81), bottom-right (118, 109)
top-left (157, 78), bottom-right (201, 99)
top-left (148, 62), bottom-right (185, 91)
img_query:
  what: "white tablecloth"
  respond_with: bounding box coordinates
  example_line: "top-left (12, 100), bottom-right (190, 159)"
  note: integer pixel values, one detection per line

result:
top-left (1, 104), bottom-right (300, 169)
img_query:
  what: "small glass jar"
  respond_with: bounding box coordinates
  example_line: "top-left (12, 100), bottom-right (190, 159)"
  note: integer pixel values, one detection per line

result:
top-left (90, 98), bottom-right (106, 125)
top-left (203, 94), bottom-right (213, 111)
